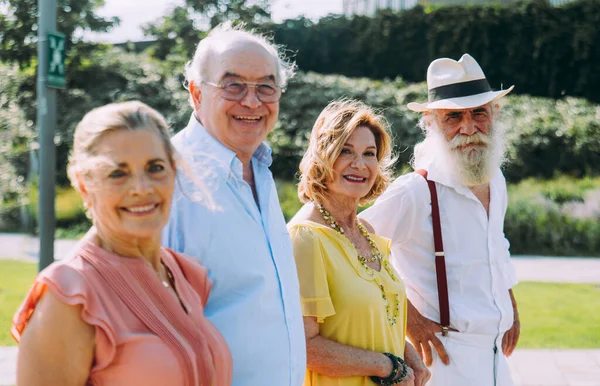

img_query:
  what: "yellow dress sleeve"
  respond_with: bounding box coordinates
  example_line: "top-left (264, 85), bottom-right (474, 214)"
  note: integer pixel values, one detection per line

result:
top-left (289, 225), bottom-right (336, 323)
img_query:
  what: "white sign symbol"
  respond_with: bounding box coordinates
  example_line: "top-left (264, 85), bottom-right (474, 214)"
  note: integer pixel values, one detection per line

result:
top-left (49, 37), bottom-right (64, 75)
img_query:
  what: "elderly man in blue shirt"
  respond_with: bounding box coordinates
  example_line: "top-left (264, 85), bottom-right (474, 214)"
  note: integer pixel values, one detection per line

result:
top-left (163, 23), bottom-right (306, 386)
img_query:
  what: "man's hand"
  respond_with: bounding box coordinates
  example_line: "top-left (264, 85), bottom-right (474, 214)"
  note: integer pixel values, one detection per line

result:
top-left (406, 301), bottom-right (450, 366)
top-left (403, 341), bottom-right (431, 386)
top-left (396, 366), bottom-right (415, 386)
top-left (502, 289), bottom-right (520, 357)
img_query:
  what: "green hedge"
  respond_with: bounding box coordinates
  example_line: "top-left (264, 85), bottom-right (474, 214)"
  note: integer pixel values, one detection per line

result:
top-left (275, 72), bottom-right (600, 183)
top-left (273, 72), bottom-right (420, 178)
top-left (3, 51), bottom-right (598, 192)
top-left (273, 0), bottom-right (600, 102)
top-left (3, 57), bottom-right (599, 184)
top-left (505, 177), bottom-right (600, 256)
top-left (2, 59), bottom-right (599, 227)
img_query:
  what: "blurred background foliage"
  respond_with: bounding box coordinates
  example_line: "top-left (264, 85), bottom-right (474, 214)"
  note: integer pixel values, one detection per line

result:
top-left (271, 0), bottom-right (600, 102)
top-left (0, 0), bottom-right (599, 255)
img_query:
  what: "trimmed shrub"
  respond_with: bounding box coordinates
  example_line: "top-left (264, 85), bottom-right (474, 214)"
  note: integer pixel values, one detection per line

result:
top-left (274, 72), bottom-right (600, 183)
top-left (505, 177), bottom-right (600, 256)
top-left (273, 0), bottom-right (600, 103)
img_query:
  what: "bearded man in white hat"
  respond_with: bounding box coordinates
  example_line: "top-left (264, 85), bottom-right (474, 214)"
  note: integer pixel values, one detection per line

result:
top-left (360, 54), bottom-right (520, 386)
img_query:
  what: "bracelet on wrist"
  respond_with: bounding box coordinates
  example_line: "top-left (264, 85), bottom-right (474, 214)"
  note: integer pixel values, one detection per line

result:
top-left (388, 356), bottom-right (408, 384)
top-left (370, 352), bottom-right (407, 385)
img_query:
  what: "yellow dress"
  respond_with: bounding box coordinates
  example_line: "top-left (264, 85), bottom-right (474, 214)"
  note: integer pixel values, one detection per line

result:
top-left (288, 221), bottom-right (407, 386)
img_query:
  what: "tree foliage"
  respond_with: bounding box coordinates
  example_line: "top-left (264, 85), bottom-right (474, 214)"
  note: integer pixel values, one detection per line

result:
top-left (1, 47), bottom-right (191, 189)
top-left (0, 64), bottom-right (32, 227)
top-left (143, 0), bottom-right (272, 61)
top-left (142, 6), bottom-right (202, 62)
top-left (272, 0), bottom-right (600, 103)
top-left (0, 0), bottom-right (118, 66)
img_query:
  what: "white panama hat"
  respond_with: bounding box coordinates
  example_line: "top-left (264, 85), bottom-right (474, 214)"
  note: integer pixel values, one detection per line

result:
top-left (407, 53), bottom-right (514, 112)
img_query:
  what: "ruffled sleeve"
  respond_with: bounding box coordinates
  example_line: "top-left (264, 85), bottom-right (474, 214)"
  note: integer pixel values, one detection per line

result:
top-left (289, 225), bottom-right (335, 323)
top-left (11, 259), bottom-right (118, 372)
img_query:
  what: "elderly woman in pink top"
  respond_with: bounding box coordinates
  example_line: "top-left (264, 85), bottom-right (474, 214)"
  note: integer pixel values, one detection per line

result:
top-left (11, 101), bottom-right (232, 386)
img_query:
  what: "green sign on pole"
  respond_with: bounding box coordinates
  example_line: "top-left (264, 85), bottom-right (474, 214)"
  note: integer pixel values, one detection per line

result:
top-left (47, 31), bottom-right (66, 89)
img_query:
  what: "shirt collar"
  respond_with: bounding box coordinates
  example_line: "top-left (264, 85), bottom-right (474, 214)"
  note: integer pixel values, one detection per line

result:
top-left (181, 114), bottom-right (273, 178)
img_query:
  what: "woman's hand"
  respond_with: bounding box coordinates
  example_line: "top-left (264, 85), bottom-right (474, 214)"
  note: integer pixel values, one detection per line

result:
top-left (395, 365), bottom-right (415, 386)
top-left (403, 342), bottom-right (431, 386)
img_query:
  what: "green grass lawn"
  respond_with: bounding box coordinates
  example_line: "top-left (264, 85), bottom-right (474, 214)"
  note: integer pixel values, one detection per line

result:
top-left (0, 260), bottom-right (599, 348)
top-left (0, 260), bottom-right (37, 346)
top-left (514, 282), bottom-right (600, 348)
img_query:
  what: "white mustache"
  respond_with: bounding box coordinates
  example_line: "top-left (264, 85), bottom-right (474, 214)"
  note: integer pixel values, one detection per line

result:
top-left (449, 132), bottom-right (491, 150)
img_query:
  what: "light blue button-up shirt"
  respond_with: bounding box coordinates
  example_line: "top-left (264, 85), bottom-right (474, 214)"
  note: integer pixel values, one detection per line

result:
top-left (163, 115), bottom-right (306, 386)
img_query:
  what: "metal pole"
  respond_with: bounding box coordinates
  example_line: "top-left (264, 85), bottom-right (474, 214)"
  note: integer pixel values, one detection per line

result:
top-left (37, 0), bottom-right (57, 271)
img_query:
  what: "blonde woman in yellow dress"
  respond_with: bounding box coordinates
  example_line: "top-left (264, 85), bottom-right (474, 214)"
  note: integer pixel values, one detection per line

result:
top-left (288, 100), bottom-right (430, 386)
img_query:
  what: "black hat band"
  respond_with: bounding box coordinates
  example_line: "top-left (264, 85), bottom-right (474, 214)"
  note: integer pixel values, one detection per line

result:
top-left (428, 78), bottom-right (491, 102)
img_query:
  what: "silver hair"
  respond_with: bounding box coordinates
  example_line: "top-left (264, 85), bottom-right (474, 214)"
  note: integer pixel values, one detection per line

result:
top-left (184, 22), bottom-right (296, 92)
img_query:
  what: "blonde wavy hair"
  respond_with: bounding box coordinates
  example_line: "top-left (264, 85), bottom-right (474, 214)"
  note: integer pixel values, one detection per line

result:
top-left (67, 101), bottom-right (186, 220)
top-left (298, 99), bottom-right (395, 206)
top-left (67, 101), bottom-right (175, 192)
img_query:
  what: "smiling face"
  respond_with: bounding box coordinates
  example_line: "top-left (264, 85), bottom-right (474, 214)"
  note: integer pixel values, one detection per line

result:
top-left (78, 129), bottom-right (176, 241)
top-left (191, 39), bottom-right (279, 162)
top-left (328, 125), bottom-right (379, 201)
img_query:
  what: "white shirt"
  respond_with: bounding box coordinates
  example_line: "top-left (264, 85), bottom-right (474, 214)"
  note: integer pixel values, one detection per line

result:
top-left (163, 116), bottom-right (306, 386)
top-left (361, 158), bottom-right (518, 335)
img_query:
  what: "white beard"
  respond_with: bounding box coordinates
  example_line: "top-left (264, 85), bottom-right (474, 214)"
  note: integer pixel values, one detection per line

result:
top-left (413, 118), bottom-right (506, 187)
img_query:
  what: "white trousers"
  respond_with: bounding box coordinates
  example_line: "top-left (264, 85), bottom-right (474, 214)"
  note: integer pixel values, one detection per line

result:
top-left (426, 332), bottom-right (514, 386)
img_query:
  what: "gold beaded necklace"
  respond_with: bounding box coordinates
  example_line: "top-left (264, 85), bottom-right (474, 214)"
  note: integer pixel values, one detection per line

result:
top-left (316, 203), bottom-right (401, 326)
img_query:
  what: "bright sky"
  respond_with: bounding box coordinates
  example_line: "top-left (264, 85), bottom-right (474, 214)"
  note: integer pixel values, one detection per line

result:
top-left (84, 0), bottom-right (344, 43)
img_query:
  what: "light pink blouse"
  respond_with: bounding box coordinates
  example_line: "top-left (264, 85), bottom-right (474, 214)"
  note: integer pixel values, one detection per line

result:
top-left (12, 240), bottom-right (232, 386)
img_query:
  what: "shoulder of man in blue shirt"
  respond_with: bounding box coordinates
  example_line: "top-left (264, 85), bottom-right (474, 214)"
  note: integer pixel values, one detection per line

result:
top-left (162, 116), bottom-right (306, 386)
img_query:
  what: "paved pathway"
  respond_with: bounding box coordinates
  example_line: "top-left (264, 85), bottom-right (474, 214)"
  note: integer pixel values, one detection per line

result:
top-left (0, 233), bottom-right (78, 263)
top-left (1, 346), bottom-right (599, 386)
top-left (0, 348), bottom-right (16, 386)
top-left (1, 233), bottom-right (599, 385)
top-left (509, 349), bottom-right (600, 386)
top-left (513, 256), bottom-right (600, 284)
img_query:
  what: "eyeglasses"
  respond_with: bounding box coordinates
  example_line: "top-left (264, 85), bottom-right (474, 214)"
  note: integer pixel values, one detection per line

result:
top-left (202, 80), bottom-right (283, 103)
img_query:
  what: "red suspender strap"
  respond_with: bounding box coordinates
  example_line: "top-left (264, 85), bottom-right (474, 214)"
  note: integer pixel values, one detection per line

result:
top-left (415, 169), bottom-right (451, 336)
